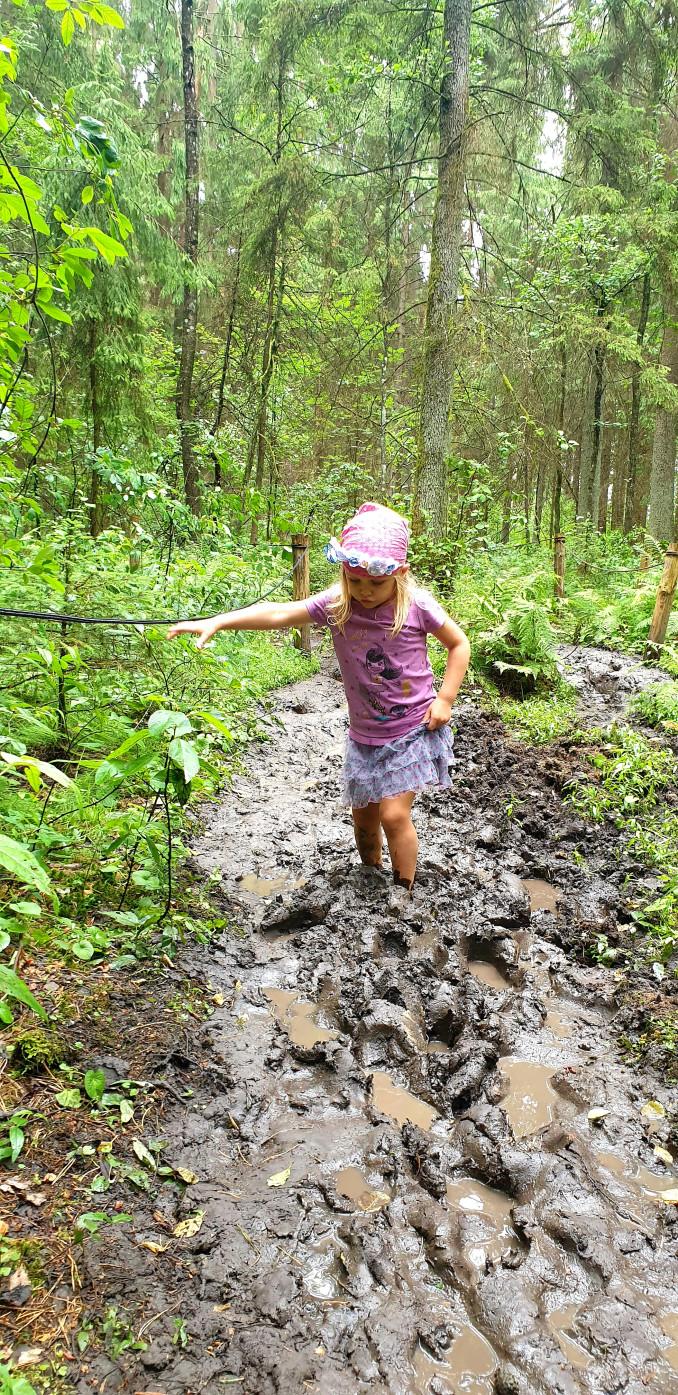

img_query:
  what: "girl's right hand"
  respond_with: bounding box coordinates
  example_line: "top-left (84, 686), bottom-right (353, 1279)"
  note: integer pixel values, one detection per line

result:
top-left (166, 617), bottom-right (221, 650)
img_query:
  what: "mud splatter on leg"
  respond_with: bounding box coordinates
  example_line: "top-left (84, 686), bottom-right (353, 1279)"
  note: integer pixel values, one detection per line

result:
top-left (352, 803), bottom-right (383, 867)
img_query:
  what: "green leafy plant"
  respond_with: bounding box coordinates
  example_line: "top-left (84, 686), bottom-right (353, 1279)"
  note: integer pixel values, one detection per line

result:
top-left (0, 1362), bottom-right (38, 1395)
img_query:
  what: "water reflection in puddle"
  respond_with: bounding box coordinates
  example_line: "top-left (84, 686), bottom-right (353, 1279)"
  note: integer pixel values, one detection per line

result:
top-left (371, 1071), bottom-right (438, 1131)
top-left (467, 960), bottom-right (511, 991)
top-left (446, 1178), bottom-right (517, 1268)
top-left (336, 1166), bottom-right (390, 1212)
top-left (522, 878), bottom-right (561, 913)
top-left (660, 1313), bottom-right (678, 1372)
top-left (498, 1057), bottom-right (561, 1138)
top-left (302, 1234), bottom-right (342, 1300)
top-left (263, 987), bottom-right (338, 1048)
top-left (547, 1304), bottom-right (592, 1369)
top-left (412, 1325), bottom-right (498, 1394)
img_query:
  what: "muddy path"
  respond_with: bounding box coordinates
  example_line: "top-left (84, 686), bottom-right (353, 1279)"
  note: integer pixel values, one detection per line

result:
top-left (74, 666), bottom-right (677, 1395)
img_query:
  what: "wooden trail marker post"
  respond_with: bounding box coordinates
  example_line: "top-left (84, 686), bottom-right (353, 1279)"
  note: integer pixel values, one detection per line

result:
top-left (646, 541), bottom-right (678, 657)
top-left (554, 533), bottom-right (566, 600)
top-left (292, 533), bottom-right (311, 654)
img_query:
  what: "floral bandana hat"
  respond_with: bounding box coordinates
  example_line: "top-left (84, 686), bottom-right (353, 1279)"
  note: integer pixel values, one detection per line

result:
top-left (324, 502), bottom-right (410, 576)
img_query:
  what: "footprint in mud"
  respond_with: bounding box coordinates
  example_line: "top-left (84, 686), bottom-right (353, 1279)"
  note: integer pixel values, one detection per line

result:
top-left (497, 1056), bottom-right (566, 1138)
top-left (370, 1071), bottom-right (439, 1131)
top-left (336, 1166), bottom-right (391, 1212)
top-left (546, 1302), bottom-right (593, 1370)
top-left (412, 1323), bottom-right (498, 1395)
top-left (263, 985), bottom-right (338, 1048)
top-left (522, 876), bottom-right (562, 913)
top-left (446, 1176), bottom-right (521, 1270)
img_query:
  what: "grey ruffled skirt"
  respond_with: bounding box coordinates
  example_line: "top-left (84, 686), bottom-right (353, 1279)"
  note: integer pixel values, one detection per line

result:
top-left (341, 723), bottom-right (454, 808)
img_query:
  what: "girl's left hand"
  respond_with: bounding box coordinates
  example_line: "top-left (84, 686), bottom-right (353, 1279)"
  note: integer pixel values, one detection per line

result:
top-left (423, 697), bottom-right (452, 730)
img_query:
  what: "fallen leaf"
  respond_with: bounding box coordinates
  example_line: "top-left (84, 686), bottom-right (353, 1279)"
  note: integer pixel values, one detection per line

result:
top-left (173, 1210), bottom-right (204, 1238)
top-left (0, 1222), bottom-right (8, 1237)
top-left (139, 1240), bottom-right (169, 1254)
top-left (640, 1100), bottom-right (666, 1120)
top-left (267, 1166), bottom-right (291, 1188)
top-left (654, 1146), bottom-right (674, 1166)
top-left (658, 1188), bottom-right (678, 1204)
top-left (213, 993), bottom-right (225, 1006)
top-left (175, 1167), bottom-right (197, 1185)
top-left (587, 1107), bottom-right (609, 1123)
top-left (132, 1140), bottom-right (157, 1171)
top-left (15, 1347), bottom-right (43, 1367)
top-left (25, 1191), bottom-right (47, 1206)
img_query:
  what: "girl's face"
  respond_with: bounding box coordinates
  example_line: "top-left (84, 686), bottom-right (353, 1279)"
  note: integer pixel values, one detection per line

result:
top-left (343, 564), bottom-right (406, 609)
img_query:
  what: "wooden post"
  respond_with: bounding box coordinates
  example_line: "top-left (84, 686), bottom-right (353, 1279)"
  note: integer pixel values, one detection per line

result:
top-left (554, 533), bottom-right (566, 600)
top-left (646, 541), bottom-right (678, 656)
top-left (291, 533), bottom-right (311, 654)
top-left (638, 550), bottom-right (650, 581)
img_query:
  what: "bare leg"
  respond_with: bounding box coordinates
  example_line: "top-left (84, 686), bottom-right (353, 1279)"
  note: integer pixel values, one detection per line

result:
top-left (380, 792), bottom-right (417, 888)
top-left (352, 802), bottom-right (383, 867)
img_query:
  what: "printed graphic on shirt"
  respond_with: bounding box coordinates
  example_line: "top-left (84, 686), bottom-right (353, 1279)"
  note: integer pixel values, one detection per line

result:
top-left (365, 644), bottom-right (403, 680)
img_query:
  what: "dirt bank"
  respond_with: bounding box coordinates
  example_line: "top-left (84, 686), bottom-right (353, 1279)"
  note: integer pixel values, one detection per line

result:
top-left (58, 664), bottom-right (678, 1395)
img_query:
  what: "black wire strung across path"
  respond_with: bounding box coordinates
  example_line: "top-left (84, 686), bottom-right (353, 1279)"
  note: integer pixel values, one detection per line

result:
top-left (0, 546), bottom-right (310, 629)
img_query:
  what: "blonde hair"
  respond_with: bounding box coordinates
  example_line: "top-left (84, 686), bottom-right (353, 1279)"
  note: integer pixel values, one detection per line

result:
top-left (329, 569), bottom-right (415, 637)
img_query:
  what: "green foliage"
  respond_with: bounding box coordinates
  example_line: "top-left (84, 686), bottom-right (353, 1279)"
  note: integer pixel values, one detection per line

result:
top-left (629, 682), bottom-right (678, 731)
top-left (472, 572), bottom-right (560, 693)
top-left (566, 727), bottom-right (678, 961)
top-left (0, 1365), bottom-right (38, 1395)
top-left (497, 683), bottom-right (579, 745)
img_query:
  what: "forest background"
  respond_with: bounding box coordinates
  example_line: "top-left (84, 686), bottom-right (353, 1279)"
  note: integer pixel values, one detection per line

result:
top-left (0, 0), bottom-right (678, 1086)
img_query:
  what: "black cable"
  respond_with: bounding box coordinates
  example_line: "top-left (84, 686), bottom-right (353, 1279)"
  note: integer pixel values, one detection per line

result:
top-left (0, 545), bottom-right (310, 628)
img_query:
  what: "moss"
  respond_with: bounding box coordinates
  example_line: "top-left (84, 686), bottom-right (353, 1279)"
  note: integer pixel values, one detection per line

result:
top-left (10, 1028), bottom-right (68, 1075)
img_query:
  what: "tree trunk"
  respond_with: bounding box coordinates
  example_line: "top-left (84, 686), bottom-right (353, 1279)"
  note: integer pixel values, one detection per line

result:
top-left (175, 0), bottom-right (200, 515)
top-left (624, 271), bottom-right (651, 533)
top-left (647, 289), bottom-right (678, 544)
top-left (553, 346), bottom-right (566, 537)
top-left (597, 417), bottom-right (612, 532)
top-left (251, 248), bottom-right (284, 544)
top-left (412, 0), bottom-right (471, 539)
top-left (211, 231), bottom-right (242, 444)
top-left (88, 320), bottom-right (103, 538)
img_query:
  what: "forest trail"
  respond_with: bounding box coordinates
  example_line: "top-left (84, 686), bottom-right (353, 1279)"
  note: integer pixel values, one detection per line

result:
top-left (76, 660), bottom-right (677, 1395)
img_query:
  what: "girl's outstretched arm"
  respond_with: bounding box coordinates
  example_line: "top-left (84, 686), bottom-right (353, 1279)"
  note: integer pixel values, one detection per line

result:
top-left (424, 617), bottom-right (471, 730)
top-left (167, 599), bottom-right (315, 650)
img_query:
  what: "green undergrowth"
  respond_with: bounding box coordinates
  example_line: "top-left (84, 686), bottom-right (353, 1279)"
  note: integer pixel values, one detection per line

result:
top-left (629, 680), bottom-right (678, 731)
top-left (0, 525), bottom-right (317, 1029)
top-left (566, 726), bottom-right (678, 970)
top-left (493, 681), bottom-right (579, 744)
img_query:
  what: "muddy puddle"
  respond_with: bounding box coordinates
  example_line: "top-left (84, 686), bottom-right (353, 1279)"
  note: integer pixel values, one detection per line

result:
top-left (546, 1304), bottom-right (592, 1370)
top-left (72, 671), bottom-right (678, 1395)
top-left (446, 1177), bottom-right (518, 1269)
top-left (522, 876), bottom-right (561, 912)
top-left (263, 985), bottom-right (338, 1047)
top-left (412, 1324), bottom-right (498, 1394)
top-left (497, 1056), bottom-right (564, 1138)
top-left (371, 1070), bottom-right (439, 1131)
top-left (336, 1166), bottom-right (391, 1212)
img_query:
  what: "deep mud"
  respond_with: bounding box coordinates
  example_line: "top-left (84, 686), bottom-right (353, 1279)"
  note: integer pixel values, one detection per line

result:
top-left (68, 664), bottom-right (678, 1395)
top-left (556, 644), bottom-right (667, 726)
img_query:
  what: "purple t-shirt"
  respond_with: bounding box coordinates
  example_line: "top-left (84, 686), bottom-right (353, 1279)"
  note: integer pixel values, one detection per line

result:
top-left (306, 586), bottom-right (448, 746)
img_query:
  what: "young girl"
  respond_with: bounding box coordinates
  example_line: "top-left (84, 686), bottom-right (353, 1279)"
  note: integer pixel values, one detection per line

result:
top-left (168, 502), bottom-right (470, 890)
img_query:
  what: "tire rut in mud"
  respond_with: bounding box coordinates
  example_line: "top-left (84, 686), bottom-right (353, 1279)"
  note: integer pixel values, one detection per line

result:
top-left (78, 673), bottom-right (678, 1395)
